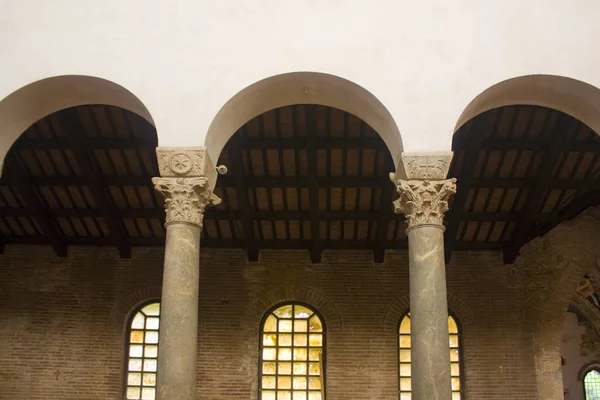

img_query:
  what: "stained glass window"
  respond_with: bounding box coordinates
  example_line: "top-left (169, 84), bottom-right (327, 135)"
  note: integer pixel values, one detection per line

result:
top-left (126, 302), bottom-right (160, 400)
top-left (399, 313), bottom-right (462, 400)
top-left (584, 369), bottom-right (600, 400)
top-left (259, 304), bottom-right (325, 400)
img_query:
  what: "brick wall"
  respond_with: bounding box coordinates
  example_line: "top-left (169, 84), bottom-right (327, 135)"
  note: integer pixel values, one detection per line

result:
top-left (4, 207), bottom-right (599, 400)
top-left (0, 242), bottom-right (545, 400)
top-left (0, 246), bottom-right (164, 400)
top-left (513, 206), bottom-right (600, 400)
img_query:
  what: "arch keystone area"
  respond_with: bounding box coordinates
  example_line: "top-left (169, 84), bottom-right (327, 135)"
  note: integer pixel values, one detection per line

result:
top-left (0, 75), bottom-right (155, 174)
top-left (454, 74), bottom-right (600, 136)
top-left (204, 71), bottom-right (404, 168)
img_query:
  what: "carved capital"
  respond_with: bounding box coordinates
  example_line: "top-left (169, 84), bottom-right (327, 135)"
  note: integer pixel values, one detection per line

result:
top-left (399, 151), bottom-right (453, 180)
top-left (156, 147), bottom-right (217, 188)
top-left (152, 177), bottom-right (221, 227)
top-left (393, 178), bottom-right (457, 229)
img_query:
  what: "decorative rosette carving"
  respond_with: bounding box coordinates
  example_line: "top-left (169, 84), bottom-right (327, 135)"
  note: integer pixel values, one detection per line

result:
top-left (152, 177), bottom-right (221, 227)
top-left (155, 147), bottom-right (217, 186)
top-left (393, 178), bottom-right (457, 229)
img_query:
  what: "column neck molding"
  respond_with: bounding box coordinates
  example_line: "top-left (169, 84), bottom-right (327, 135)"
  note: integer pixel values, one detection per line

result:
top-left (153, 147), bottom-right (221, 228)
top-left (392, 151), bottom-right (456, 230)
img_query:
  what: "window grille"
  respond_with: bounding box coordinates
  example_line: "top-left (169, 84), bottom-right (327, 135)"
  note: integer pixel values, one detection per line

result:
top-left (584, 369), bottom-right (600, 400)
top-left (125, 302), bottom-right (160, 400)
top-left (398, 313), bottom-right (462, 400)
top-left (259, 303), bottom-right (325, 400)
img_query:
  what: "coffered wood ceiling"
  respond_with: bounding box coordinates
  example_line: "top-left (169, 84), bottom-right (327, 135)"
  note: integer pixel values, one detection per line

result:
top-left (0, 104), bottom-right (597, 263)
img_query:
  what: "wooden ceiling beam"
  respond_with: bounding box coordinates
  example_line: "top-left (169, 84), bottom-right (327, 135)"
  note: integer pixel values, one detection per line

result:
top-left (240, 133), bottom-right (598, 152)
top-left (470, 177), bottom-right (600, 190)
top-left (374, 154), bottom-right (396, 263)
top-left (306, 105), bottom-right (322, 263)
top-left (2, 173), bottom-right (596, 192)
top-left (503, 113), bottom-right (576, 264)
top-left (444, 117), bottom-right (488, 263)
top-left (219, 175), bottom-right (390, 188)
top-left (0, 206), bottom-right (551, 224)
top-left (0, 207), bottom-right (159, 219)
top-left (238, 136), bottom-right (385, 150)
top-left (12, 137), bottom-right (157, 151)
top-left (0, 175), bottom-right (151, 187)
top-left (57, 109), bottom-right (132, 258)
top-left (480, 137), bottom-right (595, 152)
top-left (20, 126), bottom-right (597, 153)
top-left (6, 155), bottom-right (67, 256)
top-left (227, 131), bottom-right (259, 261)
top-left (530, 190), bottom-right (600, 243)
top-left (1, 235), bottom-right (505, 252)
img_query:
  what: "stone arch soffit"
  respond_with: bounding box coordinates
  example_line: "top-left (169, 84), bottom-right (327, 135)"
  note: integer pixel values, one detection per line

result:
top-left (381, 293), bottom-right (475, 334)
top-left (578, 361), bottom-right (600, 382)
top-left (248, 284), bottom-right (343, 333)
top-left (453, 74), bottom-right (600, 136)
top-left (0, 75), bottom-right (156, 175)
top-left (204, 71), bottom-right (404, 168)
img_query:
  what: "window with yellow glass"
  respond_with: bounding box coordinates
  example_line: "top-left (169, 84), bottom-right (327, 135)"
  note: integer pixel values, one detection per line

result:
top-left (125, 302), bottom-right (160, 400)
top-left (260, 304), bottom-right (325, 400)
top-left (398, 313), bottom-right (462, 400)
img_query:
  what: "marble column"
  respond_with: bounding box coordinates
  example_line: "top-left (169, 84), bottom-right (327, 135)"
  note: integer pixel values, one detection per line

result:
top-left (152, 148), bottom-right (220, 400)
top-left (392, 152), bottom-right (457, 400)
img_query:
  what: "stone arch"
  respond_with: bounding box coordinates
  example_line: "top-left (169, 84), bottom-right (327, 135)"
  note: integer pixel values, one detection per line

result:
top-left (454, 74), bottom-right (600, 135)
top-left (381, 293), bottom-right (475, 334)
top-left (0, 75), bottom-right (155, 174)
top-left (204, 71), bottom-right (403, 168)
top-left (381, 295), bottom-right (410, 334)
top-left (248, 284), bottom-right (343, 333)
top-left (578, 361), bottom-right (600, 382)
top-left (110, 285), bottom-right (207, 332)
top-left (109, 285), bottom-right (163, 330)
top-left (447, 292), bottom-right (477, 332)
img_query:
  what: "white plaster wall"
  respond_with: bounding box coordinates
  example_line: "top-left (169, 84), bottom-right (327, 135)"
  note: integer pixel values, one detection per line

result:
top-left (2, 0), bottom-right (600, 154)
top-left (561, 311), bottom-right (596, 400)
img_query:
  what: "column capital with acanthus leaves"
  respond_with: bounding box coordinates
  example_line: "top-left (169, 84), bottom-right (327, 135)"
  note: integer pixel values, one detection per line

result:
top-left (391, 152), bottom-right (457, 230)
top-left (152, 147), bottom-right (221, 228)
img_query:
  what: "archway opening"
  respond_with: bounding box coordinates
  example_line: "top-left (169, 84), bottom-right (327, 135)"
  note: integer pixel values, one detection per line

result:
top-left (202, 104), bottom-right (400, 263)
top-left (0, 104), bottom-right (162, 258)
top-left (445, 104), bottom-right (600, 263)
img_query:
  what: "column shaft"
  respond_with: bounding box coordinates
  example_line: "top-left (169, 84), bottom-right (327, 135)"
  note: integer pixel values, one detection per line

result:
top-left (152, 147), bottom-right (221, 400)
top-left (157, 223), bottom-right (201, 400)
top-left (408, 225), bottom-right (452, 400)
top-left (391, 152), bottom-right (457, 400)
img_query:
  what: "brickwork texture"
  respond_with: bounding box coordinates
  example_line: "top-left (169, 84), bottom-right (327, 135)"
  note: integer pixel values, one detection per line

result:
top-left (0, 206), bottom-right (598, 400)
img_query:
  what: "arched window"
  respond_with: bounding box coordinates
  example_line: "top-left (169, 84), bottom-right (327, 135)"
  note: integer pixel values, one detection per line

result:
top-left (398, 313), bottom-right (462, 400)
top-left (259, 303), bottom-right (325, 400)
top-left (125, 302), bottom-right (161, 400)
top-left (584, 369), bottom-right (600, 399)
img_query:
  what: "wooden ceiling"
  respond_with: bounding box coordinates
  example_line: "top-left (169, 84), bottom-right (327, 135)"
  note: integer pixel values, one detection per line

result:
top-left (0, 104), bottom-right (598, 263)
top-left (447, 105), bottom-right (600, 263)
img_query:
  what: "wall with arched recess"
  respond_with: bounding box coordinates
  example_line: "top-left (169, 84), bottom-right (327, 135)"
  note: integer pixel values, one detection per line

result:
top-left (560, 308), bottom-right (600, 400)
top-left (5, 1), bottom-right (600, 157)
top-left (0, 75), bottom-right (155, 174)
top-left (203, 72), bottom-right (404, 167)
